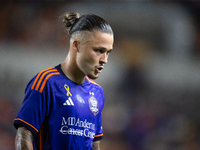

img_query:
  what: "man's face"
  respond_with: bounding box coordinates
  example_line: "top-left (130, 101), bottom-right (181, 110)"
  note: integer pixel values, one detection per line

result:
top-left (76, 30), bottom-right (114, 79)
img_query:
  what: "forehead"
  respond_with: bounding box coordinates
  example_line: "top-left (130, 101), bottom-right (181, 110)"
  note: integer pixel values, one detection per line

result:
top-left (82, 30), bottom-right (114, 48)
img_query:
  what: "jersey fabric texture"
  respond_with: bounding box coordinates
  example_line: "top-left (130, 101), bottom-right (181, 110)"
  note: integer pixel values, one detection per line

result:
top-left (13, 64), bottom-right (104, 150)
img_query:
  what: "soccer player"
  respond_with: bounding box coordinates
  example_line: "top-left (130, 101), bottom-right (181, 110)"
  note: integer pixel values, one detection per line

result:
top-left (13, 12), bottom-right (114, 150)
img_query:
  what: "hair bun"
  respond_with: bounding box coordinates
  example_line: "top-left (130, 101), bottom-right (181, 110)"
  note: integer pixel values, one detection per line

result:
top-left (62, 12), bottom-right (80, 33)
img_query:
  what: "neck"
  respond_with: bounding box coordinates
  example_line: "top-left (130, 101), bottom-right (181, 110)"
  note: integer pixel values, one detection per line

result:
top-left (61, 54), bottom-right (85, 84)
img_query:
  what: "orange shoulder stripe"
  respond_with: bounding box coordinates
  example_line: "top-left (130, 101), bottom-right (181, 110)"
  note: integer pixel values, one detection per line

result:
top-left (94, 133), bottom-right (103, 138)
top-left (35, 69), bottom-right (57, 91)
top-left (31, 67), bottom-right (55, 90)
top-left (14, 118), bottom-right (39, 132)
top-left (86, 76), bottom-right (99, 85)
top-left (86, 76), bottom-right (102, 88)
top-left (39, 72), bottom-right (60, 93)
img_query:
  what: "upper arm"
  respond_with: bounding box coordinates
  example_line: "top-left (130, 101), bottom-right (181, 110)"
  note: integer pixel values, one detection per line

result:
top-left (92, 140), bottom-right (100, 150)
top-left (15, 126), bottom-right (34, 150)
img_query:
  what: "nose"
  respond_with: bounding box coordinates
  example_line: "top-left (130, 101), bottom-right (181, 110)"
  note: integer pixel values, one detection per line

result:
top-left (100, 53), bottom-right (108, 64)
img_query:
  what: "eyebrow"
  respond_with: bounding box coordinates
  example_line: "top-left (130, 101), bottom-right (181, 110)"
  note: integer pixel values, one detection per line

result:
top-left (94, 46), bottom-right (113, 52)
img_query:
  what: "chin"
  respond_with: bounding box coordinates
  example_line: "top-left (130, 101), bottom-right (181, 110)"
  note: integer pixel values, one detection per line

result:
top-left (87, 74), bottom-right (98, 80)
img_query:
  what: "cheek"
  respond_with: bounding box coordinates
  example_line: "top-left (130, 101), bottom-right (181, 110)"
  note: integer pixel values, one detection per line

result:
top-left (81, 51), bottom-right (97, 64)
top-left (77, 53), bottom-right (95, 69)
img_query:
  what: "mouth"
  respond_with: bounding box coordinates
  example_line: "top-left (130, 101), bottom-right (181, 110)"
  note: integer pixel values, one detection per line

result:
top-left (96, 66), bottom-right (104, 73)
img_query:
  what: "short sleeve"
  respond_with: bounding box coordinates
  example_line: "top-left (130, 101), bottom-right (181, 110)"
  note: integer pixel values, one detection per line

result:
top-left (93, 88), bottom-right (104, 141)
top-left (93, 119), bottom-right (103, 141)
top-left (13, 76), bottom-right (51, 135)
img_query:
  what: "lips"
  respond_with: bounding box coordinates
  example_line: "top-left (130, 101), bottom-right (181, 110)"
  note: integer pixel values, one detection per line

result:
top-left (96, 66), bottom-right (104, 73)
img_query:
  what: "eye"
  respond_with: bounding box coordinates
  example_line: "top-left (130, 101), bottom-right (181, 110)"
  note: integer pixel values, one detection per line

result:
top-left (93, 47), bottom-right (112, 55)
top-left (94, 49), bottom-right (104, 54)
top-left (107, 50), bottom-right (112, 54)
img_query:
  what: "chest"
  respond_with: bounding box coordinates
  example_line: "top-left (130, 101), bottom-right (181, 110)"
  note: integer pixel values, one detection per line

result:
top-left (49, 82), bottom-right (102, 119)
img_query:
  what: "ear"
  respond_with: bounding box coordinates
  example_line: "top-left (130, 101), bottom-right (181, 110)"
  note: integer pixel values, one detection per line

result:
top-left (72, 39), bottom-right (80, 52)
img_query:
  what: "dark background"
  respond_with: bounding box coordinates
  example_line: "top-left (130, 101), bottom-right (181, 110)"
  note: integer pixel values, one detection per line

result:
top-left (1, 1), bottom-right (200, 150)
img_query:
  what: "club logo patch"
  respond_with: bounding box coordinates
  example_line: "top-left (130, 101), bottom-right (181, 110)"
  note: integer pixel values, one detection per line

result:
top-left (88, 97), bottom-right (99, 116)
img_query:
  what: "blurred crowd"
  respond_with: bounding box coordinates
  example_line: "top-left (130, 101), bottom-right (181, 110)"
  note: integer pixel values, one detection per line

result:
top-left (1, 1), bottom-right (200, 150)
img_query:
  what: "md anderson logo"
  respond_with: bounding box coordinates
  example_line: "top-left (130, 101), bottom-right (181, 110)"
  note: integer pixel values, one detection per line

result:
top-left (59, 117), bottom-right (95, 139)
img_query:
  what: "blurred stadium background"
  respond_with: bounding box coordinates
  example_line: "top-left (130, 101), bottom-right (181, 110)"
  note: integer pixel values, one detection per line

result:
top-left (1, 1), bottom-right (200, 150)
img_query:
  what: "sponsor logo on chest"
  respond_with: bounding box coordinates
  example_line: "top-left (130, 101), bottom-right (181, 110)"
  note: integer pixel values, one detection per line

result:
top-left (59, 117), bottom-right (95, 138)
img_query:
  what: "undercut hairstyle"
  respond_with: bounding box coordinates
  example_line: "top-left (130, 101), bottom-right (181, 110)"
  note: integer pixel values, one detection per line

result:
top-left (61, 12), bottom-right (113, 36)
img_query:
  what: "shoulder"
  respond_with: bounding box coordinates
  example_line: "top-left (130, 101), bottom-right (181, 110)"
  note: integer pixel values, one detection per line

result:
top-left (85, 76), bottom-right (103, 90)
top-left (30, 66), bottom-right (61, 93)
top-left (85, 76), bottom-right (105, 99)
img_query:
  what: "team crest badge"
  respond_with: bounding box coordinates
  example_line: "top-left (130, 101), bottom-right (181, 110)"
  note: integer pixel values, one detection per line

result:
top-left (88, 97), bottom-right (99, 116)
